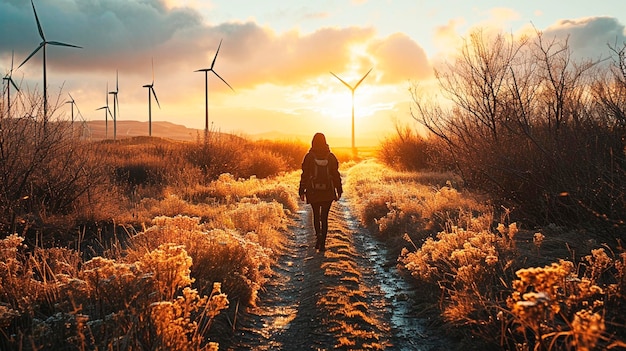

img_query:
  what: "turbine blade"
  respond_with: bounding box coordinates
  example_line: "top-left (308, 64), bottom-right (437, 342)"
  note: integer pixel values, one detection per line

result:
top-left (116, 70), bottom-right (119, 92)
top-left (47, 41), bottom-right (82, 49)
top-left (354, 68), bottom-right (373, 90)
top-left (10, 50), bottom-right (15, 72)
top-left (31, 0), bottom-right (45, 41)
top-left (99, 106), bottom-right (112, 117)
top-left (18, 43), bottom-right (44, 68)
top-left (330, 71), bottom-right (352, 90)
top-left (210, 39), bottom-right (223, 69)
top-left (68, 92), bottom-right (74, 102)
top-left (105, 82), bottom-right (109, 104)
top-left (76, 105), bottom-right (83, 119)
top-left (151, 87), bottom-right (160, 109)
top-left (115, 95), bottom-right (119, 117)
top-left (151, 57), bottom-right (155, 84)
top-left (9, 78), bottom-right (19, 92)
top-left (212, 70), bottom-right (235, 92)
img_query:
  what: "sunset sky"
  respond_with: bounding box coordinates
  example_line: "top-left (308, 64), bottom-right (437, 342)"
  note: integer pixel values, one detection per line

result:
top-left (2, 0), bottom-right (626, 146)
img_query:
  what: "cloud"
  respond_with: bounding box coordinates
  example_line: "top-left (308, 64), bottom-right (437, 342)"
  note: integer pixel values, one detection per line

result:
top-left (543, 16), bottom-right (626, 61)
top-left (0, 0), bottom-right (203, 71)
top-left (486, 7), bottom-right (520, 25)
top-left (433, 18), bottom-right (465, 59)
top-left (1, 0), bottom-right (389, 89)
top-left (367, 33), bottom-right (432, 83)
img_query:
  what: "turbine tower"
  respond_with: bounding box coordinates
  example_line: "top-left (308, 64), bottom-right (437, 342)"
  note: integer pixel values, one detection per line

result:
top-left (195, 39), bottom-right (234, 140)
top-left (330, 68), bottom-right (372, 156)
top-left (66, 93), bottom-right (83, 137)
top-left (18, 0), bottom-right (82, 125)
top-left (66, 93), bottom-right (79, 124)
top-left (3, 51), bottom-right (20, 117)
top-left (96, 83), bottom-right (112, 139)
top-left (108, 71), bottom-right (120, 141)
top-left (143, 59), bottom-right (160, 137)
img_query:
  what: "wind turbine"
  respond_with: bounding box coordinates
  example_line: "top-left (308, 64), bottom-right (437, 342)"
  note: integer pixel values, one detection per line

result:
top-left (143, 59), bottom-right (160, 137)
top-left (96, 83), bottom-right (112, 139)
top-left (195, 39), bottom-right (234, 140)
top-left (18, 0), bottom-right (82, 124)
top-left (330, 68), bottom-right (372, 156)
top-left (65, 93), bottom-right (83, 137)
top-left (108, 71), bottom-right (120, 141)
top-left (65, 93), bottom-right (80, 124)
top-left (3, 50), bottom-right (20, 117)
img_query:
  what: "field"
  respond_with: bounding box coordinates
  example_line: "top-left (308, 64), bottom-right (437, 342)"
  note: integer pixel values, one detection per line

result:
top-left (0, 120), bottom-right (624, 350)
top-left (2, 29), bottom-right (626, 351)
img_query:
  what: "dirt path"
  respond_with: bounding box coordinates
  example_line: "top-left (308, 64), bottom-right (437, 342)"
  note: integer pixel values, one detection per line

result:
top-left (228, 197), bottom-right (454, 350)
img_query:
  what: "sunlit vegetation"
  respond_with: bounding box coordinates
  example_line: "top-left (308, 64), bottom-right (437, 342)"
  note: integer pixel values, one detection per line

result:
top-left (407, 28), bottom-right (626, 230)
top-left (0, 93), bottom-right (308, 349)
top-left (345, 160), bottom-right (476, 252)
top-left (3, 23), bottom-right (626, 351)
top-left (368, 27), bottom-right (626, 350)
top-left (347, 160), bottom-right (625, 350)
top-left (377, 124), bottom-right (432, 172)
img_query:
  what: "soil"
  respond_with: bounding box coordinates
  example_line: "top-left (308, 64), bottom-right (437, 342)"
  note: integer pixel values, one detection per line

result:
top-left (226, 197), bottom-right (459, 350)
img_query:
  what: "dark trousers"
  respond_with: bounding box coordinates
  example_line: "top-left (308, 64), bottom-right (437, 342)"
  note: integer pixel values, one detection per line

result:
top-left (311, 201), bottom-right (332, 250)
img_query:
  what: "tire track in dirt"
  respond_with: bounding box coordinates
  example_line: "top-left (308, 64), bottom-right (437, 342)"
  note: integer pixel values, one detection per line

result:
top-left (229, 196), bottom-right (452, 350)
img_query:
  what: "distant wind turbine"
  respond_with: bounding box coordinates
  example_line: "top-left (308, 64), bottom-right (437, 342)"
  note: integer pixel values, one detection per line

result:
top-left (330, 68), bottom-right (372, 155)
top-left (109, 71), bottom-right (120, 140)
top-left (96, 83), bottom-right (113, 139)
top-left (18, 0), bottom-right (82, 124)
top-left (65, 93), bottom-right (83, 137)
top-left (65, 93), bottom-right (80, 124)
top-left (143, 59), bottom-right (160, 137)
top-left (195, 39), bottom-right (234, 140)
top-left (3, 50), bottom-right (20, 117)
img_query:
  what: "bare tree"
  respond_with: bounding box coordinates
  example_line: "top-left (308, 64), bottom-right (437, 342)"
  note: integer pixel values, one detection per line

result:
top-left (411, 27), bottom-right (624, 226)
top-left (0, 92), bottom-right (111, 238)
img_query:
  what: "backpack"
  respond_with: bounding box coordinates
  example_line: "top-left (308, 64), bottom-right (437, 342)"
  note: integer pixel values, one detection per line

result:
top-left (310, 156), bottom-right (333, 191)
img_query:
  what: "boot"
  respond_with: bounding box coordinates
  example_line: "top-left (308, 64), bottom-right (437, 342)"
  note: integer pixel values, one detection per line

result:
top-left (318, 232), bottom-right (326, 252)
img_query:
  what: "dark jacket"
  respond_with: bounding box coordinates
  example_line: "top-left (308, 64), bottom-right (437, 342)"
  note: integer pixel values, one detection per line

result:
top-left (299, 147), bottom-right (342, 204)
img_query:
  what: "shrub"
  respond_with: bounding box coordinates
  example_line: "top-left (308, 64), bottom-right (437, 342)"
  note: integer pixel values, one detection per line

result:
top-left (377, 124), bottom-right (431, 171)
top-left (183, 133), bottom-right (246, 181)
top-left (399, 220), bottom-right (626, 350)
top-left (252, 139), bottom-right (308, 170)
top-left (237, 148), bottom-right (287, 179)
top-left (0, 112), bottom-right (112, 236)
top-left (506, 250), bottom-right (626, 350)
top-left (410, 28), bottom-right (626, 229)
top-left (346, 161), bottom-right (485, 238)
top-left (126, 216), bottom-right (273, 307)
top-left (400, 224), bottom-right (515, 330)
top-left (0, 233), bottom-right (230, 350)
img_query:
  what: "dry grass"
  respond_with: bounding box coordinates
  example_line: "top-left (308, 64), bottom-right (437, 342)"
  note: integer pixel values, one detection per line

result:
top-left (346, 160), bottom-right (626, 350)
top-left (0, 101), bottom-right (305, 350)
top-left (0, 167), bottom-right (297, 349)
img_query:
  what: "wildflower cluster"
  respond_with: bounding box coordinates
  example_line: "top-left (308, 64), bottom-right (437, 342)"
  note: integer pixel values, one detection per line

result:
top-left (507, 249), bottom-right (625, 350)
top-left (400, 224), bottom-right (510, 325)
top-left (0, 232), bottom-right (231, 350)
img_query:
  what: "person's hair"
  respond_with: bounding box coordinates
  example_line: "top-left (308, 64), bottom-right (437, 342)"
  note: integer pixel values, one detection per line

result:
top-left (311, 132), bottom-right (327, 149)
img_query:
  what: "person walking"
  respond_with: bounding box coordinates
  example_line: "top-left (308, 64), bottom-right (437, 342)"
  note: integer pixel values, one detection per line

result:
top-left (299, 132), bottom-right (342, 252)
